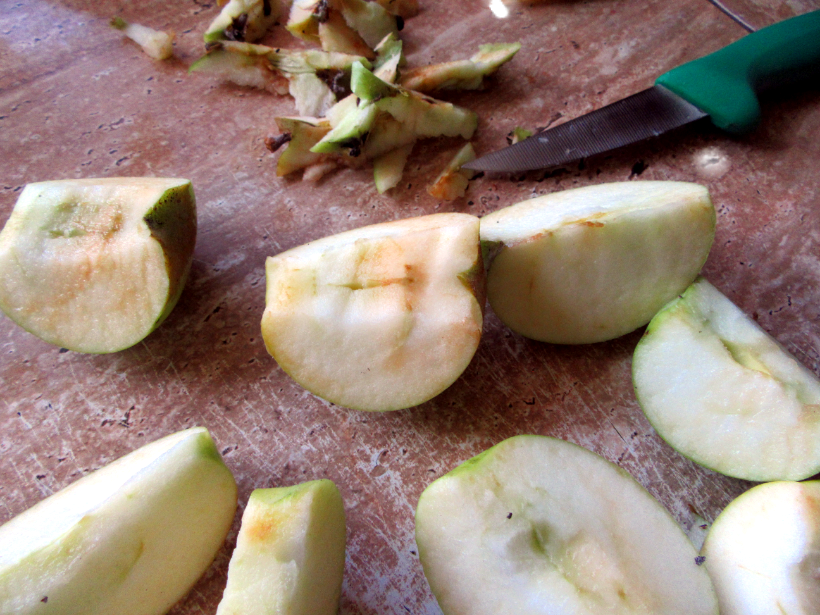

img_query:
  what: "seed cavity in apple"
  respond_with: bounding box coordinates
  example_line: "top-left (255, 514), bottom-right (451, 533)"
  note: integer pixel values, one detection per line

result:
top-left (261, 213), bottom-right (485, 411)
top-left (0, 177), bottom-right (197, 353)
top-left (415, 435), bottom-right (718, 615)
top-left (0, 427), bottom-right (237, 615)
top-left (701, 480), bottom-right (820, 615)
top-left (633, 277), bottom-right (820, 481)
top-left (216, 480), bottom-right (346, 615)
top-left (479, 181), bottom-right (715, 344)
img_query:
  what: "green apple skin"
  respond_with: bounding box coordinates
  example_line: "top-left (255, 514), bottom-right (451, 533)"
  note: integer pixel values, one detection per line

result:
top-left (0, 178), bottom-right (197, 353)
top-left (0, 427), bottom-right (237, 615)
top-left (400, 42), bottom-right (521, 93)
top-left (216, 480), bottom-right (346, 615)
top-left (480, 181), bottom-right (715, 344)
top-left (633, 277), bottom-right (820, 482)
top-left (701, 481), bottom-right (820, 615)
top-left (204, 0), bottom-right (280, 44)
top-left (415, 435), bottom-right (718, 615)
top-left (261, 213), bottom-right (485, 412)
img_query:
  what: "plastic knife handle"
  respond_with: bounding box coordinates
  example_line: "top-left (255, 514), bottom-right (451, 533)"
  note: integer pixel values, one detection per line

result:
top-left (656, 10), bottom-right (820, 134)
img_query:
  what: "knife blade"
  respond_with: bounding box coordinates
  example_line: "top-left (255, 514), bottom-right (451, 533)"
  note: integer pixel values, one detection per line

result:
top-left (463, 10), bottom-right (820, 173)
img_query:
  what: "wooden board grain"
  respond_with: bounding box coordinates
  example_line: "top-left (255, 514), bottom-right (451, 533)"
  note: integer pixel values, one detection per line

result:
top-left (1, 1), bottom-right (819, 613)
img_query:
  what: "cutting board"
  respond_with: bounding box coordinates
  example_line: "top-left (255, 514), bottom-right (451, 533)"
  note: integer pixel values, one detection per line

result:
top-left (1, 0), bottom-right (819, 613)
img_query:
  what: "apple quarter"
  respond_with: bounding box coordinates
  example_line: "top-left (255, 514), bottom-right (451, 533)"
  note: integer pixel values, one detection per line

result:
top-left (261, 213), bottom-right (484, 411)
top-left (633, 277), bottom-right (820, 481)
top-left (479, 181), bottom-right (715, 344)
top-left (415, 435), bottom-right (718, 615)
top-left (0, 427), bottom-right (237, 615)
top-left (0, 177), bottom-right (197, 353)
top-left (216, 480), bottom-right (346, 615)
top-left (701, 481), bottom-right (820, 615)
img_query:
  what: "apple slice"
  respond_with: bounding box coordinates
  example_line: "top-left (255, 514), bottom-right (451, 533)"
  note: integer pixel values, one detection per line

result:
top-left (0, 427), bottom-right (237, 615)
top-left (216, 480), bottom-right (346, 615)
top-left (0, 178), bottom-right (197, 353)
top-left (632, 277), bottom-right (820, 481)
top-left (701, 481), bottom-right (820, 615)
top-left (480, 181), bottom-right (715, 344)
top-left (261, 213), bottom-right (484, 411)
top-left (415, 435), bottom-right (718, 615)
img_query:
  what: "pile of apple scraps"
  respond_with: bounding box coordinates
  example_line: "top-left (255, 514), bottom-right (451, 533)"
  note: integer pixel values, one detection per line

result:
top-left (190, 0), bottom-right (520, 198)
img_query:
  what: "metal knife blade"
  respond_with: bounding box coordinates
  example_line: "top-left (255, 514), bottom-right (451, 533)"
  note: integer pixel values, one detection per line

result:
top-left (462, 85), bottom-right (708, 173)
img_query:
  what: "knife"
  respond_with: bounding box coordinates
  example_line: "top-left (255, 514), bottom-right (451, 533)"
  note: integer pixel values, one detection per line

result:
top-left (462, 10), bottom-right (820, 173)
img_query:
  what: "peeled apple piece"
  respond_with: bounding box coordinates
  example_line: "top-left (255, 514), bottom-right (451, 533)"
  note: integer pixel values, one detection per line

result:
top-left (261, 213), bottom-right (485, 412)
top-left (633, 277), bottom-right (820, 481)
top-left (216, 480), bottom-right (346, 615)
top-left (480, 181), bottom-right (715, 344)
top-left (0, 427), bottom-right (238, 615)
top-left (701, 481), bottom-right (820, 615)
top-left (415, 435), bottom-right (718, 615)
top-left (0, 177), bottom-right (197, 353)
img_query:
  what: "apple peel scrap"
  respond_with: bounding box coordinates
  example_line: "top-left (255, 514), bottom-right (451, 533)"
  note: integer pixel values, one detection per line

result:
top-left (415, 435), bottom-right (719, 615)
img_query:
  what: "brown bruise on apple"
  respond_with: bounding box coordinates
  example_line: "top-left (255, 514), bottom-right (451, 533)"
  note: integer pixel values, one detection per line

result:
top-left (261, 213), bottom-right (484, 411)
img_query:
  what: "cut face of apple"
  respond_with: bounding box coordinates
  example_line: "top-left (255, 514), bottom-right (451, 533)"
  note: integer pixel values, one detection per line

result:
top-left (701, 481), bottom-right (820, 615)
top-left (0, 178), bottom-right (197, 353)
top-left (261, 213), bottom-right (484, 412)
top-left (216, 480), bottom-right (346, 615)
top-left (480, 181), bottom-right (715, 344)
top-left (0, 427), bottom-right (237, 615)
top-left (415, 435), bottom-right (718, 615)
top-left (632, 277), bottom-right (820, 481)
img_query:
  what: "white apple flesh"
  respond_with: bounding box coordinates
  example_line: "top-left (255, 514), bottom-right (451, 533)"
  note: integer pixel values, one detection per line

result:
top-left (415, 435), bottom-right (718, 615)
top-left (0, 427), bottom-right (237, 615)
top-left (701, 481), bottom-right (820, 615)
top-left (632, 277), bottom-right (820, 481)
top-left (0, 178), bottom-right (197, 353)
top-left (479, 181), bottom-right (715, 344)
top-left (261, 213), bottom-right (484, 411)
top-left (216, 480), bottom-right (346, 615)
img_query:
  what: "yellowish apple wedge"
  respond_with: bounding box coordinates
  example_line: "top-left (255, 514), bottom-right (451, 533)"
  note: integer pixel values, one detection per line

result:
top-left (216, 480), bottom-right (346, 615)
top-left (0, 178), bottom-right (196, 353)
top-left (480, 181), bottom-right (714, 344)
top-left (0, 427), bottom-right (237, 615)
top-left (261, 213), bottom-right (484, 411)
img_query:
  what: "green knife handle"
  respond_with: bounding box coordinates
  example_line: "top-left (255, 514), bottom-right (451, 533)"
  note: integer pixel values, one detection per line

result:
top-left (656, 10), bottom-right (820, 134)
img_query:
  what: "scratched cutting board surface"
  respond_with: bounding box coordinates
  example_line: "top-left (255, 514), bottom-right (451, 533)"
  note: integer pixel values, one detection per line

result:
top-left (1, 0), bottom-right (820, 613)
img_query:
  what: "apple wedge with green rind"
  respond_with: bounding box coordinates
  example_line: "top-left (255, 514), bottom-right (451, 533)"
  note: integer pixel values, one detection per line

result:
top-left (0, 178), bottom-right (196, 353)
top-left (480, 181), bottom-right (715, 344)
top-left (216, 480), bottom-right (346, 615)
top-left (633, 277), bottom-right (820, 481)
top-left (700, 481), bottom-right (820, 615)
top-left (0, 427), bottom-right (237, 615)
top-left (261, 213), bottom-right (484, 412)
top-left (415, 435), bottom-right (718, 615)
